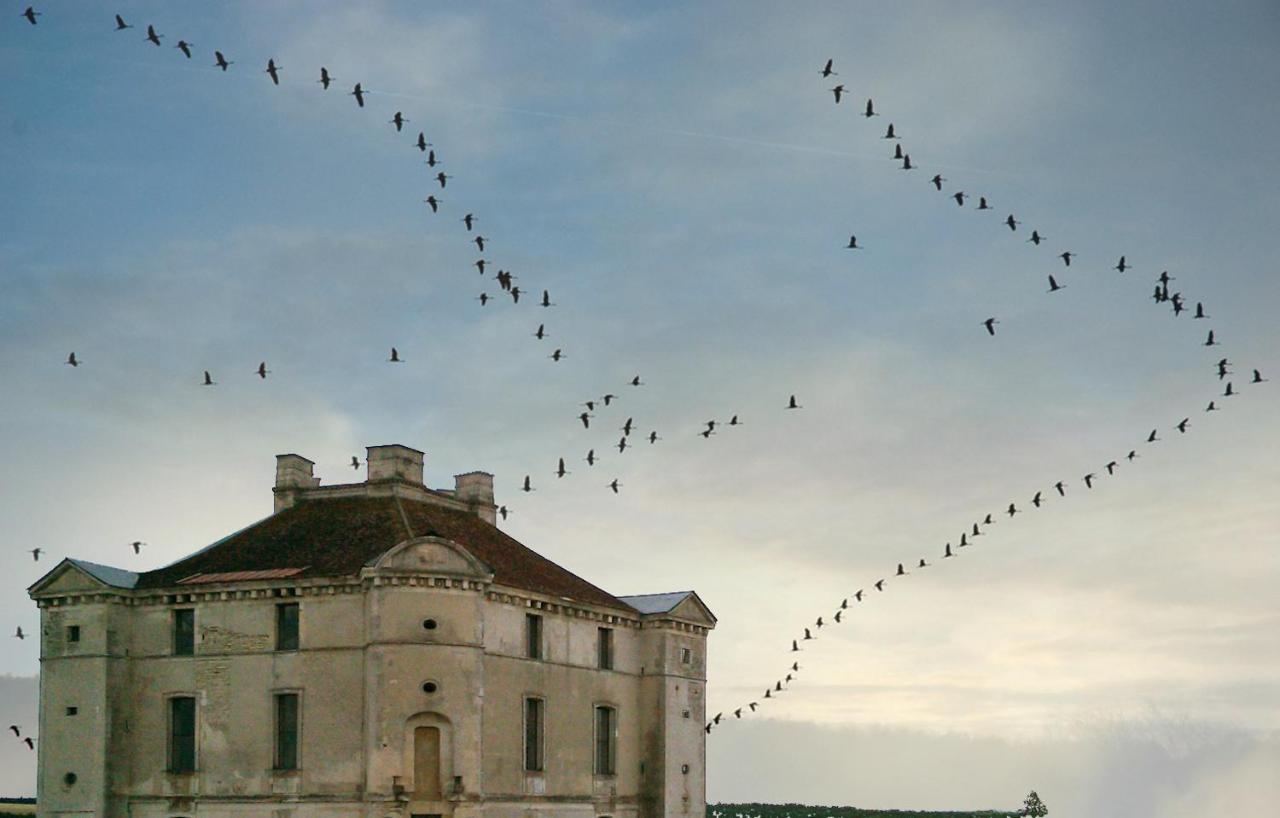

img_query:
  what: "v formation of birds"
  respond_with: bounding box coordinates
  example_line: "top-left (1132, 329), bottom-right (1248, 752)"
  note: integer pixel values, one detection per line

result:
top-left (14, 13), bottom-right (1273, 737)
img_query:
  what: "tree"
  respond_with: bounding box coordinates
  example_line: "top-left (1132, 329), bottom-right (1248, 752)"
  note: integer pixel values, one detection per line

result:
top-left (1019, 790), bottom-right (1048, 817)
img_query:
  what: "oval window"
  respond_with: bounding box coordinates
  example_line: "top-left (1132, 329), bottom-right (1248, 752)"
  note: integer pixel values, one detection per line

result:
top-left (422, 619), bottom-right (438, 630)
top-left (422, 681), bottom-right (439, 694)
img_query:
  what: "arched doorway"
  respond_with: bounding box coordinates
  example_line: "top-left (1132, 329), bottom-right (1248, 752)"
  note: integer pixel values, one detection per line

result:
top-left (403, 711), bottom-right (453, 816)
top-left (413, 725), bottom-right (442, 799)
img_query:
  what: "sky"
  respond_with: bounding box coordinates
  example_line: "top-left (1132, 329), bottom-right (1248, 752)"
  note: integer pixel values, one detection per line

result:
top-left (2, 1), bottom-right (1279, 813)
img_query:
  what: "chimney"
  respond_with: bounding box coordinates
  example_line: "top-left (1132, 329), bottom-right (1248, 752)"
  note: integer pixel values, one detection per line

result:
top-left (454, 472), bottom-right (496, 524)
top-left (367, 444), bottom-right (425, 485)
top-left (274, 454), bottom-right (319, 512)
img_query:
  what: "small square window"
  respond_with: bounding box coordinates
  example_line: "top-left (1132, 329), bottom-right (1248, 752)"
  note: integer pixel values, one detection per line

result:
top-left (65, 706), bottom-right (78, 716)
top-left (66, 625), bottom-right (80, 643)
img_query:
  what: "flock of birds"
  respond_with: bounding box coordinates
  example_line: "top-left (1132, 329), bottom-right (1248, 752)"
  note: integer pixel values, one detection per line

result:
top-left (12, 11), bottom-right (1272, 739)
top-left (6, 724), bottom-right (34, 753)
top-left (702, 57), bottom-right (1270, 734)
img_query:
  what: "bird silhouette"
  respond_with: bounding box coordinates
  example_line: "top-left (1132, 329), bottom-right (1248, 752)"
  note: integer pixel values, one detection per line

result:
top-left (549, 348), bottom-right (563, 362)
top-left (585, 449), bottom-right (597, 466)
top-left (791, 640), bottom-right (800, 652)
top-left (1028, 230), bottom-right (1045, 245)
top-left (983, 318), bottom-right (999, 336)
top-left (900, 154), bottom-right (914, 170)
top-left (1115, 256), bottom-right (1130, 273)
top-left (815, 616), bottom-right (824, 628)
top-left (944, 543), bottom-right (954, 558)
top-left (896, 563), bottom-right (907, 576)
top-left (6, 725), bottom-right (17, 737)
top-left (389, 112), bottom-right (407, 132)
top-left (1005, 215), bottom-right (1020, 231)
top-left (959, 533), bottom-right (969, 547)
top-left (972, 523), bottom-right (982, 537)
top-left (1205, 330), bottom-right (1219, 347)
top-left (214, 51), bottom-right (232, 71)
top-left (476, 293), bottom-right (489, 306)
top-left (1032, 491), bottom-right (1043, 508)
top-left (533, 324), bottom-right (547, 340)
top-left (918, 558), bottom-right (929, 569)
top-left (416, 132), bottom-right (431, 152)
top-left (883, 123), bottom-right (897, 139)
top-left (131, 540), bottom-right (144, 554)
top-left (1055, 481), bottom-right (1066, 496)
top-left (1158, 270), bottom-right (1174, 285)
top-left (426, 149), bottom-right (441, 168)
top-left (1126, 450), bottom-right (1138, 461)
top-left (424, 196), bottom-right (440, 212)
top-left (462, 213), bottom-right (475, 231)
top-left (1083, 473), bottom-right (1096, 489)
top-left (863, 99), bottom-right (878, 118)
top-left (728, 415), bottom-right (742, 426)
top-left (821, 58), bottom-right (836, 78)
top-left (498, 505), bottom-right (510, 521)
top-left (29, 548), bottom-right (41, 562)
top-left (1147, 429), bottom-right (1159, 443)
top-left (1216, 359), bottom-right (1231, 380)
top-left (350, 83), bottom-right (366, 107)
top-left (474, 259), bottom-right (487, 275)
top-left (1048, 274), bottom-right (1064, 293)
top-left (265, 59), bottom-right (281, 85)
top-left (648, 431), bottom-right (661, 444)
top-left (803, 627), bottom-right (814, 640)
top-left (256, 362), bottom-right (269, 379)
top-left (846, 235), bottom-right (861, 250)
top-left (1105, 460), bottom-right (1118, 475)
top-left (830, 85), bottom-right (846, 104)
top-left (351, 456), bottom-right (360, 470)
top-left (435, 172), bottom-right (450, 188)
top-left (983, 513), bottom-right (995, 525)
top-left (603, 394), bottom-right (618, 405)
top-left (622, 418), bottom-right (636, 436)
top-left (1206, 400), bottom-right (1218, 412)
top-left (854, 590), bottom-right (863, 602)
top-left (114, 14), bottom-right (132, 31)
top-left (1194, 302), bottom-right (1208, 319)
top-left (931, 174), bottom-right (945, 191)
top-left (1224, 381), bottom-right (1237, 397)
top-left (1176, 418), bottom-right (1190, 433)
top-left (787, 394), bottom-right (802, 409)
top-left (66, 352), bottom-right (78, 367)
top-left (22, 7), bottom-right (39, 25)
top-left (874, 580), bottom-right (885, 592)
top-left (556, 458), bottom-right (569, 478)
top-left (176, 40), bottom-right (193, 59)
top-left (1007, 503), bottom-right (1018, 517)
top-left (953, 191), bottom-right (967, 207)
top-left (541, 290), bottom-right (555, 308)
top-left (1253, 369), bottom-right (1268, 384)
top-left (23, 737), bottom-right (33, 750)
top-left (630, 375), bottom-right (644, 387)
top-left (319, 67), bottom-right (333, 89)
top-left (202, 371), bottom-right (215, 386)
top-left (14, 627), bottom-right (24, 640)
top-left (471, 235), bottom-right (486, 252)
top-left (578, 411), bottom-right (592, 429)
top-left (521, 475), bottom-right (533, 493)
top-left (1059, 251), bottom-right (1075, 267)
top-left (977, 196), bottom-right (991, 210)
top-left (389, 347), bottom-right (402, 363)
top-left (893, 143), bottom-right (904, 160)
top-left (145, 24), bottom-right (163, 46)
top-left (510, 286), bottom-right (521, 303)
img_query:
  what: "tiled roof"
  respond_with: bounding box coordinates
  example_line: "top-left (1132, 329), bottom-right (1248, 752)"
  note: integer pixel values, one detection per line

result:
top-left (177, 568), bottom-right (307, 585)
top-left (68, 558), bottom-right (139, 589)
top-left (617, 591), bottom-right (694, 615)
top-left (136, 495), bottom-right (633, 612)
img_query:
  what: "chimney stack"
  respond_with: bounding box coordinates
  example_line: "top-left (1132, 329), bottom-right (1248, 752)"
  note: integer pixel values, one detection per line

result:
top-left (454, 472), bottom-right (497, 524)
top-left (274, 454), bottom-right (319, 512)
top-left (367, 444), bottom-right (425, 485)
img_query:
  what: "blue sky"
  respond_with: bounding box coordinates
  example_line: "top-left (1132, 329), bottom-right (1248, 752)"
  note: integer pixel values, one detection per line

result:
top-left (2, 1), bottom-right (1279, 812)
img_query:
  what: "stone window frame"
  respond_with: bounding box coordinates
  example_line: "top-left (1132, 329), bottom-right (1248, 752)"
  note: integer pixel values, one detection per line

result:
top-left (592, 701), bottom-right (619, 777)
top-left (522, 694), bottom-right (545, 773)
top-left (597, 626), bottom-right (614, 670)
top-left (272, 688), bottom-right (303, 772)
top-left (172, 608), bottom-right (195, 656)
top-left (525, 612), bottom-right (543, 660)
top-left (275, 601), bottom-right (300, 652)
top-left (165, 692), bottom-right (198, 774)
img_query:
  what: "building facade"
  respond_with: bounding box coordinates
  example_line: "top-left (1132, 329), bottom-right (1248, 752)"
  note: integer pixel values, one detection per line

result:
top-left (28, 444), bottom-right (715, 818)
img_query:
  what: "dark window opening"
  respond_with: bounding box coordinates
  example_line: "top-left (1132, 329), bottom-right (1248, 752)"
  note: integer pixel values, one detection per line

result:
top-left (274, 692), bottom-right (299, 770)
top-left (594, 705), bottom-right (616, 776)
top-left (524, 697), bottom-right (544, 771)
top-left (66, 625), bottom-right (80, 643)
top-left (525, 613), bottom-right (542, 660)
top-left (597, 627), bottom-right (614, 670)
top-left (168, 696), bottom-right (196, 773)
top-left (276, 603), bottom-right (299, 651)
top-left (422, 618), bottom-right (438, 630)
top-left (63, 772), bottom-right (77, 786)
top-left (173, 609), bottom-right (194, 656)
top-left (422, 681), bottom-right (438, 694)
top-left (65, 706), bottom-right (78, 716)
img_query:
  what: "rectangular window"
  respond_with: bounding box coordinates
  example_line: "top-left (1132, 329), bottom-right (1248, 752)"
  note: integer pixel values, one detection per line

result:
top-left (525, 613), bottom-right (542, 660)
top-left (523, 697), bottom-right (544, 772)
top-left (66, 625), bottom-right (81, 643)
top-left (168, 696), bottom-right (196, 773)
top-left (597, 627), bottom-right (614, 670)
top-left (680, 647), bottom-right (692, 664)
top-left (65, 706), bottom-right (78, 716)
top-left (173, 609), bottom-right (194, 656)
top-left (274, 693), bottom-right (299, 770)
top-left (594, 705), bottom-right (616, 775)
top-left (276, 603), bottom-right (299, 651)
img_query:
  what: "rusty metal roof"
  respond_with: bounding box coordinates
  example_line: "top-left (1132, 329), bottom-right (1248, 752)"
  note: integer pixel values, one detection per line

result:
top-left (177, 567), bottom-right (307, 585)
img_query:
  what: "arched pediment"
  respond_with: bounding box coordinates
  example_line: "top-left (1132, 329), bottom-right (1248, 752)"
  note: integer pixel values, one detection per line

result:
top-left (370, 536), bottom-right (493, 580)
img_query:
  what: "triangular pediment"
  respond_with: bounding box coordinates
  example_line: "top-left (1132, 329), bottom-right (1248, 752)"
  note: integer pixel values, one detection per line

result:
top-left (368, 536), bottom-right (494, 580)
top-left (667, 591), bottom-right (717, 627)
top-left (27, 559), bottom-right (132, 597)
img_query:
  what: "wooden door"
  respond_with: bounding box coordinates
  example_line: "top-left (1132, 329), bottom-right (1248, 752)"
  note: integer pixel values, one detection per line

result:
top-left (413, 726), bottom-right (442, 799)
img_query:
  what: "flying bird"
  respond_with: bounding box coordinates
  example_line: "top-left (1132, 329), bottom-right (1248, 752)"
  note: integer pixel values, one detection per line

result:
top-left (426, 149), bottom-right (441, 168)
top-left (462, 213), bottom-right (475, 230)
top-left (1216, 359), bottom-right (1231, 380)
top-left (1147, 429), bottom-right (1159, 443)
top-left (1224, 381), bottom-right (1236, 397)
top-left (900, 154), bottom-right (914, 170)
top-left (318, 67), bottom-right (333, 89)
top-left (977, 196), bottom-right (991, 210)
top-left (533, 324), bottom-right (547, 340)
top-left (550, 348), bottom-right (564, 362)
top-left (944, 543), bottom-right (954, 558)
top-left (846, 235), bottom-right (861, 250)
top-left (556, 458), bottom-right (569, 478)
top-left (14, 627), bottom-right (24, 640)
top-left (1205, 401), bottom-right (1217, 412)
top-left (896, 563), bottom-right (907, 576)
top-left (130, 540), bottom-right (144, 554)
top-left (1031, 491), bottom-right (1043, 508)
top-left (1204, 330), bottom-right (1219, 346)
top-left (145, 24), bottom-right (163, 46)
top-left (22, 7), bottom-right (39, 25)
top-left (1105, 460), bottom-right (1118, 475)
top-left (435, 172), bottom-right (450, 189)
top-left (918, 559), bottom-right (929, 569)
top-left (883, 123), bottom-right (897, 139)
top-left (830, 85), bottom-right (846, 103)
top-left (416, 132), bottom-right (431, 152)
top-left (29, 548), bottom-right (41, 562)
top-left (541, 290), bottom-right (555, 308)
top-left (1005, 214), bottom-right (1020, 231)
top-left (23, 737), bottom-right (34, 750)
top-left (630, 375), bottom-right (644, 387)
top-left (585, 449), bottom-right (597, 466)
top-left (821, 59), bottom-right (836, 77)
top-left (603, 393), bottom-right (618, 405)
top-left (350, 83), bottom-right (366, 107)
top-left (351, 456), bottom-right (360, 470)
top-left (983, 318), bottom-right (998, 336)
top-left (114, 14), bottom-right (132, 31)
top-left (256, 362), bottom-right (269, 379)
top-left (1083, 473), bottom-right (1096, 489)
top-left (863, 98), bottom-right (878, 117)
top-left (175, 40), bottom-right (193, 59)
top-left (265, 59), bottom-right (281, 85)
top-left (1194, 302), bottom-right (1207, 319)
top-left (1028, 230), bottom-right (1044, 245)
top-left (787, 394), bottom-right (802, 409)
top-left (1047, 274), bottom-right (1064, 292)
top-left (1055, 481), bottom-right (1066, 497)
top-left (648, 431), bottom-right (661, 444)
top-left (521, 475), bottom-right (533, 493)
top-left (389, 347), bottom-right (402, 363)
top-left (424, 195), bottom-right (440, 212)
top-left (390, 111), bottom-right (407, 131)
top-left (953, 191), bottom-right (967, 207)
top-left (1114, 256), bottom-right (1130, 273)
top-left (959, 533), bottom-right (968, 547)
top-left (498, 506), bottom-right (510, 520)
top-left (214, 51), bottom-right (232, 71)
top-left (1176, 418), bottom-right (1190, 433)
top-left (1126, 450), bottom-right (1138, 461)
top-left (578, 411), bottom-right (592, 429)
top-left (202, 370), bottom-right (215, 386)
top-left (472, 235), bottom-right (487, 252)
top-left (66, 352), bottom-right (78, 367)
top-left (1059, 251), bottom-right (1075, 267)
top-left (893, 143), bottom-right (905, 161)
top-left (1007, 502), bottom-right (1019, 517)
top-left (474, 259), bottom-right (487, 275)
top-left (622, 417), bottom-right (635, 436)
top-left (475, 293), bottom-right (489, 306)
top-left (931, 174), bottom-right (945, 191)
top-left (1253, 369), bottom-right (1268, 384)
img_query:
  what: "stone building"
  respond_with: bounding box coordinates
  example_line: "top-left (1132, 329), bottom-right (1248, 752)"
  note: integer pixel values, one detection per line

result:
top-left (28, 444), bottom-right (716, 818)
